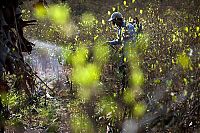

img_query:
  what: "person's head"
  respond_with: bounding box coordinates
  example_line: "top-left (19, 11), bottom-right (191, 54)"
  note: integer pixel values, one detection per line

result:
top-left (108, 12), bottom-right (123, 27)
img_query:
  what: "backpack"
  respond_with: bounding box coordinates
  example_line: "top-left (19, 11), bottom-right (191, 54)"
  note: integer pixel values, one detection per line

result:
top-left (129, 17), bottom-right (142, 34)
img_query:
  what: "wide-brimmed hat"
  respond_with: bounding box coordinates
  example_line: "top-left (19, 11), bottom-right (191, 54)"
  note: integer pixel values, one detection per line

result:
top-left (108, 12), bottom-right (123, 21)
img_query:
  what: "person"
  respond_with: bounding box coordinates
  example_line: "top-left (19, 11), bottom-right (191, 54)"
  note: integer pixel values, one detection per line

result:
top-left (106, 12), bottom-right (143, 94)
top-left (107, 12), bottom-right (138, 46)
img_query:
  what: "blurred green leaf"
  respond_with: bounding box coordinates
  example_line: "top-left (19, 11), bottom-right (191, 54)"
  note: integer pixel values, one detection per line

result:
top-left (94, 42), bottom-right (109, 65)
top-left (81, 12), bottom-right (96, 27)
top-left (48, 4), bottom-right (70, 25)
top-left (108, 11), bottom-right (111, 15)
top-left (166, 79), bottom-right (172, 88)
top-left (177, 52), bottom-right (191, 69)
top-left (34, 4), bottom-right (47, 19)
top-left (112, 7), bottom-right (116, 11)
top-left (133, 103), bottom-right (146, 117)
top-left (72, 46), bottom-right (88, 67)
top-left (196, 26), bottom-right (199, 32)
top-left (140, 9), bottom-right (143, 14)
top-left (72, 64), bottom-right (100, 88)
top-left (102, 19), bottom-right (105, 25)
top-left (185, 27), bottom-right (189, 32)
top-left (131, 70), bottom-right (144, 87)
top-left (154, 79), bottom-right (161, 84)
top-left (62, 46), bottom-right (73, 64)
top-left (183, 78), bottom-right (188, 85)
top-left (124, 89), bottom-right (135, 104)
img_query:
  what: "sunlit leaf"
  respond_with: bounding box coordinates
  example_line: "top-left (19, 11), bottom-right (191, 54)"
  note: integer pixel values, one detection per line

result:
top-left (135, 33), bottom-right (150, 52)
top-left (185, 27), bottom-right (189, 32)
top-left (123, 57), bottom-right (127, 63)
top-left (133, 103), bottom-right (146, 117)
top-left (34, 3), bottom-right (47, 19)
top-left (94, 35), bottom-right (99, 41)
top-left (72, 64), bottom-right (100, 88)
top-left (140, 9), bottom-right (143, 14)
top-left (154, 79), bottom-right (161, 84)
top-left (159, 18), bottom-right (163, 23)
top-left (108, 11), bottom-right (111, 16)
top-left (183, 78), bottom-right (188, 85)
top-left (72, 46), bottom-right (88, 67)
top-left (172, 34), bottom-right (176, 42)
top-left (102, 19), bottom-right (105, 25)
top-left (81, 12), bottom-right (96, 27)
top-left (172, 58), bottom-right (175, 64)
top-left (177, 52), bottom-right (191, 69)
top-left (134, 8), bottom-right (137, 12)
top-left (124, 89), bottom-right (135, 104)
top-left (123, 1), bottom-right (128, 7)
top-left (131, 70), bottom-right (144, 87)
top-left (112, 7), bottom-right (116, 11)
top-left (159, 67), bottom-right (162, 72)
top-left (127, 48), bottom-right (138, 68)
top-left (72, 63), bottom-right (100, 100)
top-left (94, 42), bottom-right (109, 65)
top-left (95, 20), bottom-right (98, 24)
top-left (48, 4), bottom-right (70, 25)
top-left (184, 90), bottom-right (188, 96)
top-left (172, 95), bottom-right (177, 102)
top-left (132, 0), bottom-right (135, 3)
top-left (62, 46), bottom-right (72, 63)
top-left (196, 26), bottom-right (199, 32)
top-left (194, 33), bottom-right (197, 38)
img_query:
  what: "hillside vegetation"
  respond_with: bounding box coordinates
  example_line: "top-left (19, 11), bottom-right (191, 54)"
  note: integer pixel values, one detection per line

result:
top-left (0, 0), bottom-right (199, 132)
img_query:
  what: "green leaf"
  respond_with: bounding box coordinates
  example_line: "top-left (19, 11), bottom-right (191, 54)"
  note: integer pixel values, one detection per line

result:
top-left (123, 1), bottom-right (127, 6)
top-left (131, 70), bottom-right (144, 87)
top-left (124, 90), bottom-right (135, 104)
top-left (185, 27), bottom-right (189, 32)
top-left (81, 12), bottom-right (96, 27)
top-left (72, 46), bottom-right (88, 67)
top-left (34, 4), bottom-right (47, 19)
top-left (177, 52), bottom-right (191, 69)
top-left (154, 79), bottom-right (161, 84)
top-left (196, 26), bottom-right (199, 32)
top-left (48, 4), bottom-right (70, 25)
top-left (73, 64), bottom-right (100, 88)
top-left (133, 103), bottom-right (146, 117)
top-left (140, 9), bottom-right (143, 14)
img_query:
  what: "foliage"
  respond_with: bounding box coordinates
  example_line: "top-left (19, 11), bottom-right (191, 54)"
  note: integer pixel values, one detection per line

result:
top-left (1, 0), bottom-right (199, 132)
